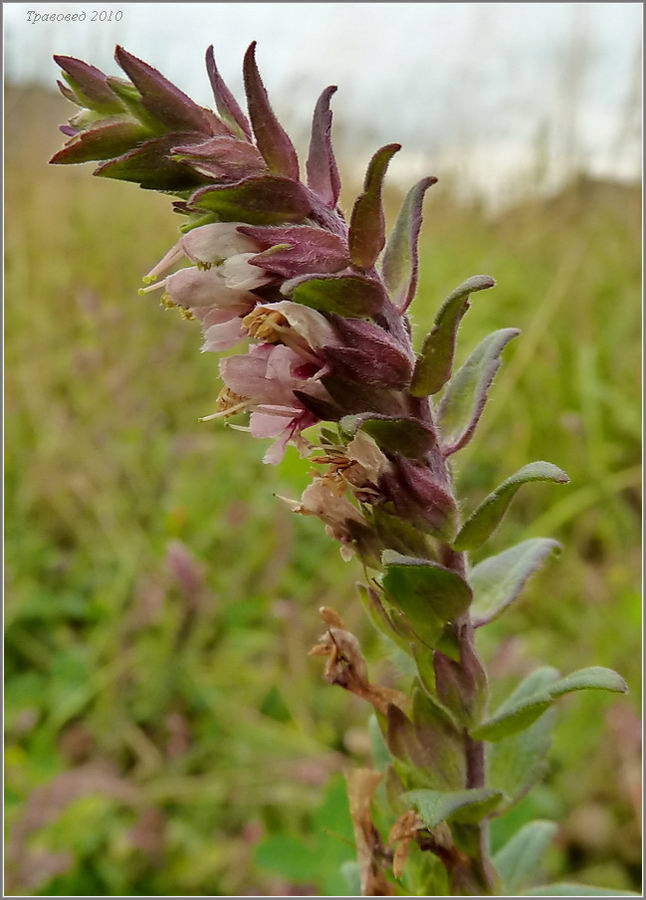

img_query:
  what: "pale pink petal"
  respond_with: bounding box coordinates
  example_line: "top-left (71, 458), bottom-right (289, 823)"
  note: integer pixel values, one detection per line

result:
top-left (221, 253), bottom-right (272, 291)
top-left (201, 317), bottom-right (246, 352)
top-left (181, 222), bottom-right (260, 265)
top-left (166, 266), bottom-right (256, 309)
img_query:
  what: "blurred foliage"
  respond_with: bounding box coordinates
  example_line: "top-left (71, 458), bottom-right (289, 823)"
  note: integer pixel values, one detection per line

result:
top-left (5, 86), bottom-right (641, 895)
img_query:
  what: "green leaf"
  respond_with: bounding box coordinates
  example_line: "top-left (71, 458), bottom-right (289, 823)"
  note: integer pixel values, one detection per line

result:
top-left (410, 275), bottom-right (496, 397)
top-left (488, 668), bottom-right (559, 807)
top-left (382, 551), bottom-right (472, 648)
top-left (381, 176), bottom-right (437, 311)
top-left (405, 787), bottom-right (503, 828)
top-left (473, 666), bottom-right (627, 741)
top-left (523, 885), bottom-right (639, 896)
top-left (94, 133), bottom-right (206, 192)
top-left (349, 143), bottom-right (400, 269)
top-left (340, 414), bottom-right (436, 458)
top-left (471, 538), bottom-right (561, 626)
top-left (189, 175), bottom-right (313, 224)
top-left (438, 328), bottom-right (519, 455)
top-left (453, 462), bottom-right (569, 551)
top-left (50, 121), bottom-right (151, 165)
top-left (493, 820), bottom-right (558, 892)
top-left (282, 274), bottom-right (385, 317)
top-left (548, 666), bottom-right (628, 698)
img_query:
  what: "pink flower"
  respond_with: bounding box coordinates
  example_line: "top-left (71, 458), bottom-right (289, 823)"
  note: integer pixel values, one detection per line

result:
top-left (217, 343), bottom-right (331, 463)
top-left (144, 222), bottom-right (262, 282)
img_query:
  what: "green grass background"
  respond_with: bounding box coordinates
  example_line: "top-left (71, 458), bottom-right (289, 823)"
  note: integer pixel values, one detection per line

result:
top-left (5, 86), bottom-right (641, 895)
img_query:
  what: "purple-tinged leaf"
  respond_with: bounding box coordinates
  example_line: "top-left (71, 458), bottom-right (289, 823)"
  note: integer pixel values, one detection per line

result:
top-left (439, 328), bottom-right (520, 455)
top-left (323, 344), bottom-right (410, 389)
top-left (56, 78), bottom-right (78, 104)
top-left (386, 455), bottom-right (457, 536)
top-left (453, 462), bottom-right (569, 552)
top-left (348, 143), bottom-right (400, 270)
top-left (173, 135), bottom-right (265, 181)
top-left (114, 46), bottom-right (224, 136)
top-left (322, 376), bottom-right (406, 418)
top-left (94, 132), bottom-right (207, 191)
top-left (410, 275), bottom-right (496, 397)
top-left (329, 314), bottom-right (413, 380)
top-left (242, 42), bottom-right (299, 179)
top-left (50, 120), bottom-right (150, 164)
top-left (382, 176), bottom-right (437, 312)
top-left (205, 45), bottom-right (252, 140)
top-left (238, 225), bottom-right (349, 277)
top-left (54, 54), bottom-right (123, 113)
top-left (188, 175), bottom-right (312, 224)
top-left (409, 686), bottom-right (467, 789)
top-left (433, 634), bottom-right (488, 726)
top-left (282, 273), bottom-right (386, 317)
top-left (341, 414), bottom-right (435, 458)
top-left (471, 538), bottom-right (561, 627)
top-left (306, 85), bottom-right (341, 208)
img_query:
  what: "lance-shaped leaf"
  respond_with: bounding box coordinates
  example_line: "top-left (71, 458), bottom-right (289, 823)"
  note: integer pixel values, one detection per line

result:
top-left (404, 787), bottom-right (503, 828)
top-left (282, 273), bottom-right (386, 317)
top-left (488, 667), bottom-right (558, 808)
top-left (205, 45), bottom-right (252, 140)
top-left (381, 456), bottom-right (458, 538)
top-left (453, 461), bottom-right (569, 551)
top-left (340, 414), bottom-right (435, 458)
top-left (349, 143), bottom-right (401, 270)
top-left (472, 666), bottom-right (627, 742)
top-left (410, 275), bottom-right (496, 397)
top-left (493, 820), bottom-right (558, 893)
top-left (326, 316), bottom-right (412, 388)
top-left (439, 328), bottom-right (520, 455)
top-left (382, 176), bottom-right (437, 311)
top-left (189, 175), bottom-right (313, 224)
top-left (54, 55), bottom-right (123, 113)
top-left (306, 85), bottom-right (341, 208)
top-left (50, 120), bottom-right (151, 164)
top-left (173, 135), bottom-right (265, 181)
top-left (115, 46), bottom-right (221, 135)
top-left (243, 42), bottom-right (299, 179)
top-left (105, 77), bottom-right (166, 134)
top-left (94, 132), bottom-right (207, 191)
top-left (238, 225), bottom-right (348, 277)
top-left (382, 551), bottom-right (472, 648)
top-left (471, 538), bottom-right (560, 626)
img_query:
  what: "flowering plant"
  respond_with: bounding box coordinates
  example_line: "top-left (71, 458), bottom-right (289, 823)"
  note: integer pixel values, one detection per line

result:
top-left (51, 44), bottom-right (630, 896)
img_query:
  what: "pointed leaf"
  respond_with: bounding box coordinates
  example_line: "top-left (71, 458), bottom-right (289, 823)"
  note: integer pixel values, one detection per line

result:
top-left (473, 665), bottom-right (626, 742)
top-left (54, 55), bottom-right (123, 113)
top-left (405, 787), bottom-right (503, 828)
top-left (50, 120), bottom-right (150, 164)
top-left (173, 135), bottom-right (265, 181)
top-left (453, 462), bottom-right (569, 551)
top-left (282, 273), bottom-right (386, 317)
top-left (340, 414), bottom-right (435, 458)
top-left (115, 46), bottom-right (219, 135)
top-left (410, 275), bottom-right (496, 397)
top-left (105, 77), bottom-right (165, 134)
top-left (94, 133), bottom-right (207, 191)
top-left (471, 538), bottom-right (561, 626)
top-left (243, 42), bottom-right (299, 179)
top-left (205, 45), bottom-right (252, 140)
top-left (523, 884), bottom-right (639, 896)
top-left (382, 176), bottom-right (437, 311)
top-left (307, 85), bottom-right (341, 207)
top-left (489, 668), bottom-right (559, 807)
top-left (382, 551), bottom-right (472, 648)
top-left (439, 328), bottom-right (520, 455)
top-left (493, 820), bottom-right (558, 893)
top-left (189, 175), bottom-right (312, 224)
top-left (349, 144), bottom-right (401, 269)
top-left (239, 225), bottom-right (349, 277)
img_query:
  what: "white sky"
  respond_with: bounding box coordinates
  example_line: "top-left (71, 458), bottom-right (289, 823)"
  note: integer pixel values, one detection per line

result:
top-left (4, 2), bottom-right (642, 204)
